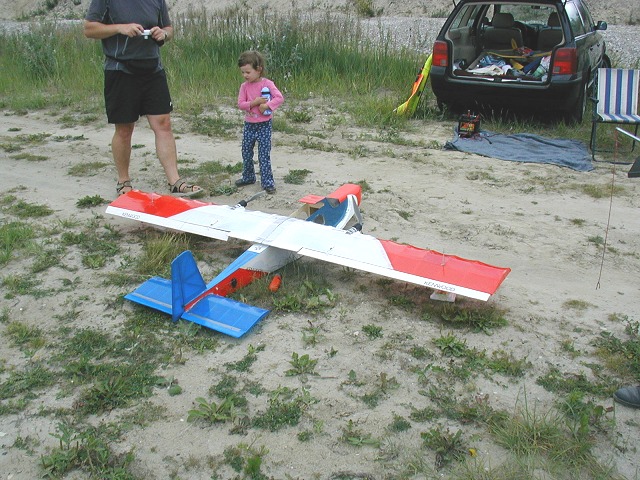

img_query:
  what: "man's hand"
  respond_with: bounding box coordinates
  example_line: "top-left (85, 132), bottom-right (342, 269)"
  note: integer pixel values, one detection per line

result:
top-left (118, 23), bottom-right (145, 37)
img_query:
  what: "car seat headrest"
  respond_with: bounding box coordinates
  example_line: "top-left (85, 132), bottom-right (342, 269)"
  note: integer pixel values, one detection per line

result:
top-left (547, 12), bottom-right (560, 27)
top-left (492, 12), bottom-right (515, 28)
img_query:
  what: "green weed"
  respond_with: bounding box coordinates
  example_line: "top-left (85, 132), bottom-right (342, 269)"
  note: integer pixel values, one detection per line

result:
top-left (252, 387), bottom-right (315, 431)
top-left (421, 426), bottom-right (467, 468)
top-left (341, 420), bottom-right (380, 447)
top-left (434, 333), bottom-right (469, 357)
top-left (187, 396), bottom-right (237, 424)
top-left (225, 344), bottom-right (265, 373)
top-left (387, 414), bottom-right (412, 433)
top-left (285, 352), bottom-right (318, 376)
top-left (362, 324), bottom-right (383, 339)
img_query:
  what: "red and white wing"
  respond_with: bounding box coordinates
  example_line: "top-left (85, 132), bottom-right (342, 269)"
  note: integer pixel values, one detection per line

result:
top-left (107, 191), bottom-right (510, 301)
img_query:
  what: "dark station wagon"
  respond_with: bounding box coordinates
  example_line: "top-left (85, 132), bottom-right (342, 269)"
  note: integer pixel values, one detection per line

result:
top-left (430, 0), bottom-right (610, 122)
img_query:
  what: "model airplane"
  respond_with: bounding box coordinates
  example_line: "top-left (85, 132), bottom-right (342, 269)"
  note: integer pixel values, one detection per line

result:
top-left (106, 184), bottom-right (510, 337)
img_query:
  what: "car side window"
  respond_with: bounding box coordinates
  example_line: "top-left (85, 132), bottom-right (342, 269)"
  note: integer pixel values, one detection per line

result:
top-left (565, 2), bottom-right (586, 36)
top-left (576, 1), bottom-right (595, 32)
top-left (451, 4), bottom-right (482, 29)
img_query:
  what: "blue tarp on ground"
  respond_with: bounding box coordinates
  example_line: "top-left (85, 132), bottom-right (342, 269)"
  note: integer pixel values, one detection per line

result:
top-left (444, 129), bottom-right (594, 172)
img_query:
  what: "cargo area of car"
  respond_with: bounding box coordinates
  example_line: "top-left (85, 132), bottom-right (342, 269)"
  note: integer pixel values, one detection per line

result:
top-left (445, 3), bottom-right (561, 83)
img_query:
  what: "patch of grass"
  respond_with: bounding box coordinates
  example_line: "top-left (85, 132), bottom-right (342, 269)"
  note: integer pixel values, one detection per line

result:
top-left (0, 221), bottom-right (36, 265)
top-left (562, 299), bottom-right (593, 311)
top-left (11, 152), bottom-right (48, 161)
top-left (2, 273), bottom-right (49, 299)
top-left (187, 112), bottom-right (237, 138)
top-left (76, 195), bottom-right (108, 208)
top-left (6, 321), bottom-right (46, 354)
top-left (75, 362), bottom-right (161, 415)
top-left (423, 302), bottom-right (508, 334)
top-left (0, 363), bottom-right (56, 401)
top-left (388, 294), bottom-right (415, 309)
top-left (67, 161), bottom-right (110, 177)
top-left (387, 413), bottom-right (411, 432)
top-left (269, 274), bottom-right (336, 313)
top-left (579, 182), bottom-right (625, 199)
top-left (409, 406), bottom-right (438, 423)
top-left (489, 394), bottom-right (615, 477)
top-left (61, 220), bottom-right (121, 270)
top-left (593, 320), bottom-right (640, 380)
top-left (536, 366), bottom-right (613, 397)
top-left (285, 107), bottom-right (313, 123)
top-left (225, 344), bottom-right (265, 373)
top-left (283, 169), bottom-right (312, 184)
top-left (136, 232), bottom-right (190, 277)
top-left (30, 246), bottom-right (64, 273)
top-left (40, 422), bottom-right (135, 479)
top-left (6, 200), bottom-right (53, 218)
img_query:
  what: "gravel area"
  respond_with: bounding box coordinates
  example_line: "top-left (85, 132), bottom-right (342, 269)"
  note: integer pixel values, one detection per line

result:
top-left (361, 16), bottom-right (640, 68)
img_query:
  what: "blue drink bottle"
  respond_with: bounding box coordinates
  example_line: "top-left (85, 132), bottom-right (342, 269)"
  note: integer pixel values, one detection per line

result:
top-left (261, 87), bottom-right (272, 115)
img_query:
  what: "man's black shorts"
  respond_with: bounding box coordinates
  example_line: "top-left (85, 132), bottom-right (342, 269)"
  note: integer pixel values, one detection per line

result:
top-left (104, 70), bottom-right (173, 124)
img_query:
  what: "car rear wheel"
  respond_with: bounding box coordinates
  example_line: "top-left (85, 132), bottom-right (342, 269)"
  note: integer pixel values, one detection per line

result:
top-left (565, 78), bottom-right (588, 124)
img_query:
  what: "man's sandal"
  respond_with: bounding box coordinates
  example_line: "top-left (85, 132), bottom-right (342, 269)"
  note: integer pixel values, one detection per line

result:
top-left (116, 180), bottom-right (133, 196)
top-left (168, 178), bottom-right (204, 198)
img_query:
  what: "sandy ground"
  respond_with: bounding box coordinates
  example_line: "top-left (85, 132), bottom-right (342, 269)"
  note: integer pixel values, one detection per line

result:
top-left (0, 92), bottom-right (639, 479)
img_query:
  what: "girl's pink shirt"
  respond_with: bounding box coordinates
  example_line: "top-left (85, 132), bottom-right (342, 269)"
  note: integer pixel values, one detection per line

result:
top-left (237, 78), bottom-right (284, 123)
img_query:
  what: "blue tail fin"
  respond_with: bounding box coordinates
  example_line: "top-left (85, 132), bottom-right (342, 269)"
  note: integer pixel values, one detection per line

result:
top-left (125, 250), bottom-right (269, 337)
top-left (171, 250), bottom-right (206, 322)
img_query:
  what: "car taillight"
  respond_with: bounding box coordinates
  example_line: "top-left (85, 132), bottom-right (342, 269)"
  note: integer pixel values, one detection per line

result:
top-left (432, 40), bottom-right (449, 67)
top-left (552, 47), bottom-right (577, 75)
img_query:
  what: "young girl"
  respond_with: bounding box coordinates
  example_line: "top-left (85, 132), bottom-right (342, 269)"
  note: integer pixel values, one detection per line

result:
top-left (236, 51), bottom-right (284, 194)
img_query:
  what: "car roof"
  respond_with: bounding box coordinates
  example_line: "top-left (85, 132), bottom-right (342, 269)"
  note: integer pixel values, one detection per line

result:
top-left (455, 0), bottom-right (563, 5)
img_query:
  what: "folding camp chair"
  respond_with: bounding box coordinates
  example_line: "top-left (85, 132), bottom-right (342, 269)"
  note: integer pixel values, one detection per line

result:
top-left (590, 68), bottom-right (640, 161)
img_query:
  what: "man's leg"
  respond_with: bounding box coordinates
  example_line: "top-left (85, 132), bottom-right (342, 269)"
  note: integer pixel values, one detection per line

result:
top-left (112, 123), bottom-right (135, 188)
top-left (147, 113), bottom-right (180, 185)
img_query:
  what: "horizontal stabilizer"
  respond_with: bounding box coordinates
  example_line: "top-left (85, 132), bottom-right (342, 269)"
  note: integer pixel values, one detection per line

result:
top-left (124, 276), bottom-right (268, 337)
top-left (182, 295), bottom-right (270, 338)
top-left (125, 277), bottom-right (173, 314)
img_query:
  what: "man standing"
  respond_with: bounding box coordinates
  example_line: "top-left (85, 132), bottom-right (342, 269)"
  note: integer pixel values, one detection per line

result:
top-left (84, 0), bottom-right (202, 197)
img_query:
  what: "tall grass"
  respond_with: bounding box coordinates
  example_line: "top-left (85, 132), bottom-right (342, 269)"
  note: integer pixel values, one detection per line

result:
top-left (0, 10), bottom-right (421, 116)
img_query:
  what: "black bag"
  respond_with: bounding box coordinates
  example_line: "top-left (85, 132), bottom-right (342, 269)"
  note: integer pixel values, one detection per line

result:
top-left (123, 58), bottom-right (159, 75)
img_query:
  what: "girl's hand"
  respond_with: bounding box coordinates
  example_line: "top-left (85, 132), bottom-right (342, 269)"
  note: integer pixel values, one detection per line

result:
top-left (251, 97), bottom-right (268, 108)
top-left (258, 103), bottom-right (270, 114)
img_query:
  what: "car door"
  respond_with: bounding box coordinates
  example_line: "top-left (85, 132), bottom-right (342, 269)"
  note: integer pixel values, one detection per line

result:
top-left (576, 0), bottom-right (604, 73)
top-left (565, 1), bottom-right (600, 80)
